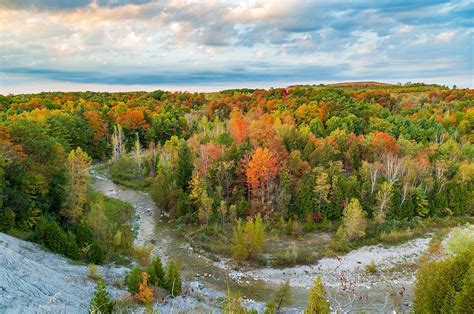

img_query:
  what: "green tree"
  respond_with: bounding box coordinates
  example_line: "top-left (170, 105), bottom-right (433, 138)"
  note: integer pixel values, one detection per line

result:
top-left (271, 279), bottom-right (292, 310)
top-left (165, 260), bottom-right (182, 296)
top-left (125, 265), bottom-right (143, 295)
top-left (341, 198), bottom-right (367, 240)
top-left (232, 219), bottom-right (248, 262)
top-left (414, 246), bottom-right (473, 313)
top-left (148, 256), bottom-right (165, 287)
top-left (254, 213), bottom-right (265, 254)
top-left (305, 276), bottom-right (330, 314)
top-left (89, 277), bottom-right (113, 314)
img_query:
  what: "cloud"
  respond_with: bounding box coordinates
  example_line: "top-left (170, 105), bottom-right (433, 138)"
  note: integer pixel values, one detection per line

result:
top-left (0, 0), bottom-right (472, 92)
top-left (435, 31), bottom-right (455, 41)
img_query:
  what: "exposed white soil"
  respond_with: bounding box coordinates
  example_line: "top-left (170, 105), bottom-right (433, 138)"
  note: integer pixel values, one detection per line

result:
top-left (0, 232), bottom-right (127, 313)
top-left (232, 237), bottom-right (431, 290)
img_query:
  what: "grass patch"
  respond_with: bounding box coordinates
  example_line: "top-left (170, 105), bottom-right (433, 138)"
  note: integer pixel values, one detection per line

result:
top-left (109, 157), bottom-right (151, 191)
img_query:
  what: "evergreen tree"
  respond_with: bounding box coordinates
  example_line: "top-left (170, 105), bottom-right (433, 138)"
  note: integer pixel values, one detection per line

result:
top-left (271, 279), bottom-right (292, 310)
top-left (165, 260), bottom-right (182, 296)
top-left (305, 276), bottom-right (330, 314)
top-left (254, 213), bottom-right (265, 253)
top-left (244, 217), bottom-right (257, 258)
top-left (89, 277), bottom-right (113, 314)
top-left (148, 256), bottom-right (165, 287)
top-left (223, 288), bottom-right (250, 314)
top-left (125, 265), bottom-right (142, 294)
top-left (232, 219), bottom-right (248, 262)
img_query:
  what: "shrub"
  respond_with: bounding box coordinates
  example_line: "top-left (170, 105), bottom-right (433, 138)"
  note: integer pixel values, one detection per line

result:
top-left (148, 256), bottom-right (165, 287)
top-left (413, 245), bottom-right (473, 313)
top-left (35, 218), bottom-right (79, 259)
top-left (133, 272), bottom-right (154, 305)
top-left (133, 245), bottom-right (153, 267)
top-left (87, 241), bottom-right (105, 264)
top-left (87, 264), bottom-right (100, 281)
top-left (446, 225), bottom-right (474, 256)
top-left (305, 276), bottom-right (330, 314)
top-left (365, 260), bottom-right (377, 274)
top-left (89, 277), bottom-right (113, 314)
top-left (165, 260), bottom-right (182, 297)
top-left (125, 265), bottom-right (143, 295)
top-left (0, 208), bottom-right (15, 232)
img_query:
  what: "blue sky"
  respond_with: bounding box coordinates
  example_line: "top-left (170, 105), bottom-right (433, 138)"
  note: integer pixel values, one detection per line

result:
top-left (0, 0), bottom-right (472, 93)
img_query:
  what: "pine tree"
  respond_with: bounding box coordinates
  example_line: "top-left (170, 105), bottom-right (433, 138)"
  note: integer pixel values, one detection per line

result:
top-left (148, 256), bottom-right (165, 287)
top-left (342, 198), bottom-right (367, 239)
top-left (232, 219), bottom-right (248, 262)
top-left (272, 279), bottom-right (292, 310)
top-left (305, 276), bottom-right (330, 314)
top-left (244, 217), bottom-right (256, 258)
top-left (165, 260), bottom-right (182, 297)
top-left (254, 213), bottom-right (265, 253)
top-left (125, 265), bottom-right (142, 294)
top-left (89, 277), bottom-right (113, 314)
top-left (223, 288), bottom-right (249, 314)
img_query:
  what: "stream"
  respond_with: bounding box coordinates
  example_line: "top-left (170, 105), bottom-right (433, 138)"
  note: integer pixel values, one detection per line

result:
top-left (90, 167), bottom-right (431, 312)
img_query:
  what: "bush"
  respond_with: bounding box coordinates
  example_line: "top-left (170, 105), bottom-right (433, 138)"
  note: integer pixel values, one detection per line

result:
top-left (446, 225), bottom-right (474, 256)
top-left (413, 245), bottom-right (473, 313)
top-left (165, 260), bottom-right (182, 297)
top-left (365, 260), bottom-right (377, 274)
top-left (148, 256), bottom-right (165, 287)
top-left (87, 241), bottom-right (105, 264)
top-left (0, 208), bottom-right (15, 232)
top-left (87, 264), bottom-right (100, 281)
top-left (133, 245), bottom-right (153, 267)
top-left (35, 218), bottom-right (79, 259)
top-left (125, 265), bottom-right (143, 295)
top-left (89, 277), bottom-right (113, 314)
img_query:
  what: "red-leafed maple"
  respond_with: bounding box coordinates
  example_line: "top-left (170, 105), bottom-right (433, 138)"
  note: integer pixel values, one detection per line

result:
top-left (246, 147), bottom-right (278, 192)
top-left (84, 111), bottom-right (108, 140)
top-left (228, 108), bottom-right (249, 145)
top-left (371, 131), bottom-right (398, 155)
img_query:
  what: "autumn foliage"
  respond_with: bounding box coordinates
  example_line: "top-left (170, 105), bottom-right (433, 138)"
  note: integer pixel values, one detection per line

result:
top-left (134, 272), bottom-right (155, 304)
top-left (246, 147), bottom-right (278, 191)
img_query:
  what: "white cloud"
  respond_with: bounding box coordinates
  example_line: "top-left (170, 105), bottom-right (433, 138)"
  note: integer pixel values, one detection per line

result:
top-left (399, 25), bottom-right (412, 33)
top-left (435, 31), bottom-right (455, 42)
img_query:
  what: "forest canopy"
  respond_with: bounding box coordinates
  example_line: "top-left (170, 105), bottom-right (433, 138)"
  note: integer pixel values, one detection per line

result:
top-left (0, 83), bottom-right (473, 262)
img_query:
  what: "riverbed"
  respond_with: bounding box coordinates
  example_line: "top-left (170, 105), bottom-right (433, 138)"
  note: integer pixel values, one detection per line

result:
top-left (90, 167), bottom-right (433, 312)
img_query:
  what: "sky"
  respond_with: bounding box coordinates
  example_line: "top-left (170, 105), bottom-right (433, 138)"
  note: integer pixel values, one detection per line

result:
top-left (0, 0), bottom-right (473, 94)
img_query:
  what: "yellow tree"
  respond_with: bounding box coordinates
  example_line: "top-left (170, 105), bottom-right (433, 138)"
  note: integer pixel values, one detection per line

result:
top-left (62, 147), bottom-right (91, 223)
top-left (254, 213), bottom-right (265, 253)
top-left (232, 219), bottom-right (248, 262)
top-left (305, 276), bottom-right (330, 314)
top-left (244, 217), bottom-right (257, 258)
top-left (342, 198), bottom-right (367, 239)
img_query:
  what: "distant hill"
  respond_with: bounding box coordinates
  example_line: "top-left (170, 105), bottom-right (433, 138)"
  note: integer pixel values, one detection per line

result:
top-left (326, 81), bottom-right (396, 88)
